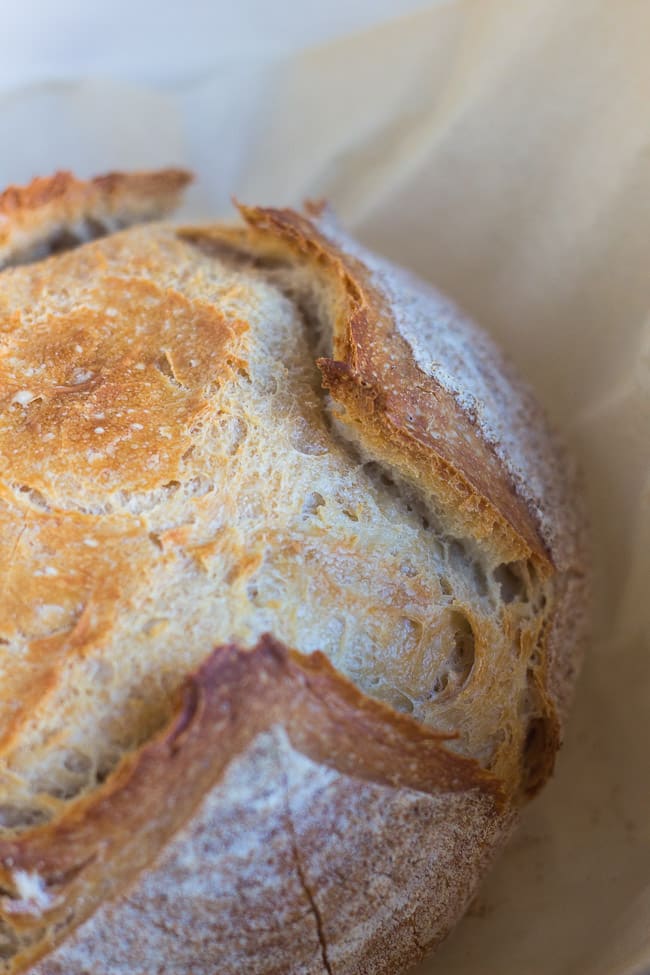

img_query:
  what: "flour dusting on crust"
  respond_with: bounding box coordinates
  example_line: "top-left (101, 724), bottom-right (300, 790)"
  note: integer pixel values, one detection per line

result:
top-left (31, 728), bottom-right (512, 975)
top-left (313, 208), bottom-right (579, 568)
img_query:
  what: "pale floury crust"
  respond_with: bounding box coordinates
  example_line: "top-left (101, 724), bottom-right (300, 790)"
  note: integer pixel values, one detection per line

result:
top-left (0, 172), bottom-right (588, 974)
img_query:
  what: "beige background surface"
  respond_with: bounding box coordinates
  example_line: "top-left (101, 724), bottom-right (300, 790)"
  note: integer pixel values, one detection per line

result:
top-left (0, 1), bottom-right (648, 972)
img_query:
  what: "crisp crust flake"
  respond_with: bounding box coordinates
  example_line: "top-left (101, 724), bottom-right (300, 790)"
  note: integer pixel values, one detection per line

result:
top-left (0, 175), bottom-right (589, 975)
top-left (0, 169), bottom-right (192, 268)
top-left (237, 204), bottom-right (552, 573)
top-left (0, 636), bottom-right (501, 970)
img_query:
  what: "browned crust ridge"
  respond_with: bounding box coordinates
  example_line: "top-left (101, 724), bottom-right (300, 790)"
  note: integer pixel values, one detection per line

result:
top-left (0, 169), bottom-right (589, 975)
top-left (181, 206), bottom-right (589, 801)
top-left (0, 636), bottom-right (502, 970)
top-left (0, 169), bottom-right (192, 268)
top-left (235, 204), bottom-right (553, 574)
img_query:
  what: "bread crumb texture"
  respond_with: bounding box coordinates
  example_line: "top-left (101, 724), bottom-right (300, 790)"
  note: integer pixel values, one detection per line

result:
top-left (0, 174), bottom-right (588, 974)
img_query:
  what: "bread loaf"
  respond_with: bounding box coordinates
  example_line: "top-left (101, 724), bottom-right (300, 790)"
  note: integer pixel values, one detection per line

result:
top-left (0, 170), bottom-right (588, 974)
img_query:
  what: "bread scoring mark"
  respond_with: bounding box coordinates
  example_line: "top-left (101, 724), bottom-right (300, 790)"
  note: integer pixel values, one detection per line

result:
top-left (238, 204), bottom-right (552, 573)
top-left (176, 218), bottom-right (558, 792)
top-left (0, 212), bottom-right (566, 845)
top-left (0, 276), bottom-right (248, 505)
top-left (227, 205), bottom-right (568, 795)
top-left (197, 237), bottom-right (493, 717)
top-left (0, 635), bottom-right (502, 970)
top-left (0, 169), bottom-right (192, 271)
top-left (0, 191), bottom-right (587, 972)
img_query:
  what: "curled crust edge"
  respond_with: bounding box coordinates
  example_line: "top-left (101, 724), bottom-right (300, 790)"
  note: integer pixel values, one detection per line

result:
top-left (179, 207), bottom-right (589, 798)
top-left (0, 636), bottom-right (503, 968)
top-left (0, 174), bottom-right (589, 971)
top-left (233, 204), bottom-right (552, 574)
top-left (0, 169), bottom-right (192, 269)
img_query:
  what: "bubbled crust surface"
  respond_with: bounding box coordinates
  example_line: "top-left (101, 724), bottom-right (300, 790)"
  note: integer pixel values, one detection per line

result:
top-left (0, 173), bottom-right (588, 974)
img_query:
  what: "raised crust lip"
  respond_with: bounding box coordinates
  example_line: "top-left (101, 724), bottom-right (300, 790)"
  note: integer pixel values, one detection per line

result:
top-left (227, 204), bottom-right (553, 574)
top-left (176, 211), bottom-right (588, 795)
top-left (0, 168), bottom-right (192, 269)
top-left (0, 184), bottom-right (588, 973)
top-left (0, 636), bottom-right (502, 968)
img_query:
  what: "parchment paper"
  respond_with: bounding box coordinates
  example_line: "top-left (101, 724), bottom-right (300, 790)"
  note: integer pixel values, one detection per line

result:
top-left (1, 2), bottom-right (648, 972)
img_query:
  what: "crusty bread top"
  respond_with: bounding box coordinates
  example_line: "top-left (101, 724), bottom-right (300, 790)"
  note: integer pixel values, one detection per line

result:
top-left (0, 171), bottom-right (588, 974)
top-left (0, 637), bottom-right (505, 970)
top-left (237, 204), bottom-right (552, 572)
top-left (0, 169), bottom-right (191, 269)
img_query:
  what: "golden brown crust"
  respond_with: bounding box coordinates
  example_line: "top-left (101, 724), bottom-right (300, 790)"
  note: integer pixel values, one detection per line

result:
top-left (196, 207), bottom-right (589, 799)
top-left (0, 174), bottom-right (588, 975)
top-left (0, 636), bottom-right (501, 970)
top-left (0, 275), bottom-right (246, 501)
top-left (0, 169), bottom-right (192, 269)
top-left (182, 209), bottom-right (585, 803)
top-left (0, 223), bottom-right (248, 760)
top-left (0, 484), bottom-right (154, 755)
top-left (236, 204), bottom-right (552, 573)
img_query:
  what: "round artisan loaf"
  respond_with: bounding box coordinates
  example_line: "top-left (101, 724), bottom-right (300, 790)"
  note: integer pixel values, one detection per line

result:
top-left (0, 171), bottom-right (588, 975)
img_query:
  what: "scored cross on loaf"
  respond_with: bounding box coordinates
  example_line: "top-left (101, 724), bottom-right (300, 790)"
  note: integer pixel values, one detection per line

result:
top-left (0, 170), bottom-right (588, 975)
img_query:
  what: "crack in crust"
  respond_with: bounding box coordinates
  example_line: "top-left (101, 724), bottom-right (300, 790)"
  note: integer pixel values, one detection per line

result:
top-left (0, 171), bottom-right (588, 975)
top-left (281, 755), bottom-right (333, 975)
top-left (0, 636), bottom-right (502, 971)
